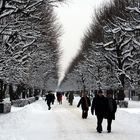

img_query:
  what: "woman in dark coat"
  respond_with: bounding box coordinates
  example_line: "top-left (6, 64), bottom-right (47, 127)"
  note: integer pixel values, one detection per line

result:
top-left (105, 89), bottom-right (117, 133)
top-left (91, 89), bottom-right (107, 133)
top-left (77, 92), bottom-right (91, 119)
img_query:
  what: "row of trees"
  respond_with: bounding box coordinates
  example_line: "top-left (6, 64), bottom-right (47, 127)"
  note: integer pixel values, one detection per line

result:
top-left (60, 0), bottom-right (140, 99)
top-left (0, 0), bottom-right (65, 101)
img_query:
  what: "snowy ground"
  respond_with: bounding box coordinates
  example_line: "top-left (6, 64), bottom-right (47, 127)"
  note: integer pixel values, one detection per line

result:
top-left (0, 96), bottom-right (140, 140)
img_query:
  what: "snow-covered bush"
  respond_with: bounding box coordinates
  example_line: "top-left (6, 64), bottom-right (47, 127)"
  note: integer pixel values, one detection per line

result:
top-left (0, 102), bottom-right (11, 113)
top-left (11, 97), bottom-right (36, 107)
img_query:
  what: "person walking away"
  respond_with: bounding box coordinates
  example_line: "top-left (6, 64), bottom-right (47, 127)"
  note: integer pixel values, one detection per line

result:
top-left (56, 92), bottom-right (62, 104)
top-left (51, 93), bottom-right (55, 105)
top-left (69, 92), bottom-right (74, 105)
top-left (77, 92), bottom-right (91, 119)
top-left (105, 89), bottom-right (117, 133)
top-left (65, 92), bottom-right (69, 100)
top-left (91, 89), bottom-right (107, 133)
top-left (45, 92), bottom-right (53, 110)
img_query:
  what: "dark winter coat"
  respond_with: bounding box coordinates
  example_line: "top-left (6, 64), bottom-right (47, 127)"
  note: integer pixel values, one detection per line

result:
top-left (68, 93), bottom-right (74, 103)
top-left (106, 98), bottom-right (117, 120)
top-left (91, 95), bottom-right (107, 117)
top-left (77, 96), bottom-right (91, 111)
top-left (45, 94), bottom-right (55, 104)
top-left (56, 92), bottom-right (62, 102)
top-left (51, 94), bottom-right (55, 103)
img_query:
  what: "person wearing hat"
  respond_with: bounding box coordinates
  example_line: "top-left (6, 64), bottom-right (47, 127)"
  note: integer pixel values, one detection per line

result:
top-left (105, 89), bottom-right (117, 133)
top-left (91, 89), bottom-right (107, 133)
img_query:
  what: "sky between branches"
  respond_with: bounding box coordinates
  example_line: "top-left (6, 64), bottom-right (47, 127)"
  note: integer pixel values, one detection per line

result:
top-left (55, 0), bottom-right (111, 87)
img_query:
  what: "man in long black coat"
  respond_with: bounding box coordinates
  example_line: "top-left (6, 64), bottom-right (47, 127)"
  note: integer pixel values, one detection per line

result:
top-left (105, 89), bottom-right (117, 133)
top-left (91, 89), bottom-right (107, 133)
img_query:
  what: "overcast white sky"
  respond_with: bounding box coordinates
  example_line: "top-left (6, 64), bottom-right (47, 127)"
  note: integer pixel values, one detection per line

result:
top-left (55, 0), bottom-right (111, 85)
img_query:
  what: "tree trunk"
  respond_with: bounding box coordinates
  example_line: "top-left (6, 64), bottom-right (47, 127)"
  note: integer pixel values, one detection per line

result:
top-left (117, 74), bottom-right (125, 100)
top-left (0, 79), bottom-right (7, 102)
top-left (22, 90), bottom-right (26, 99)
top-left (0, 79), bottom-right (4, 102)
top-left (29, 88), bottom-right (33, 97)
top-left (9, 84), bottom-right (15, 101)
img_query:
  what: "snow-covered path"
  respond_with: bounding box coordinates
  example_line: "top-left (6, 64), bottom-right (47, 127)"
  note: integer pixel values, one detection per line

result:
top-left (0, 96), bottom-right (140, 140)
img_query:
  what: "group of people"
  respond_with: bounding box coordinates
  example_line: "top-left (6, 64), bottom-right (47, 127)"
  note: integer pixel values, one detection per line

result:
top-left (45, 89), bottom-right (117, 133)
top-left (45, 91), bottom-right (64, 110)
top-left (77, 89), bottom-right (117, 133)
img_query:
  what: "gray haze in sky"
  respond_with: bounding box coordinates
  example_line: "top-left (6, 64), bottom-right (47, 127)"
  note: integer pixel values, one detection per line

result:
top-left (55, 0), bottom-right (111, 86)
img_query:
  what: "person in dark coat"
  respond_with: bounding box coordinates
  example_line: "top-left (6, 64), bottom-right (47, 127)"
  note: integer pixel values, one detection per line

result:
top-left (56, 92), bottom-right (62, 104)
top-left (51, 93), bottom-right (55, 105)
top-left (105, 89), bottom-right (117, 133)
top-left (91, 89), bottom-right (108, 133)
top-left (77, 92), bottom-right (91, 119)
top-left (68, 92), bottom-right (74, 105)
top-left (45, 92), bottom-right (54, 110)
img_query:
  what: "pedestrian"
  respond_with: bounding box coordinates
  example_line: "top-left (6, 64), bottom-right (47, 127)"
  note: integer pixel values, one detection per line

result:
top-left (51, 93), bottom-right (55, 105)
top-left (65, 92), bottom-right (69, 100)
top-left (68, 92), bottom-right (74, 105)
top-left (77, 91), bottom-right (91, 119)
top-left (91, 89), bottom-right (107, 133)
top-left (105, 89), bottom-right (117, 133)
top-left (56, 92), bottom-right (62, 104)
top-left (45, 91), bottom-right (53, 110)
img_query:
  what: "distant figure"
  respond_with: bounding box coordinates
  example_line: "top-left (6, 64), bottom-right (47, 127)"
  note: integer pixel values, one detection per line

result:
top-left (77, 92), bottom-right (91, 119)
top-left (68, 92), bottom-right (74, 105)
top-left (56, 92), bottom-right (62, 104)
top-left (45, 91), bottom-right (55, 110)
top-left (65, 92), bottom-right (69, 100)
top-left (51, 93), bottom-right (55, 105)
top-left (105, 89), bottom-right (117, 133)
top-left (91, 89), bottom-right (107, 133)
